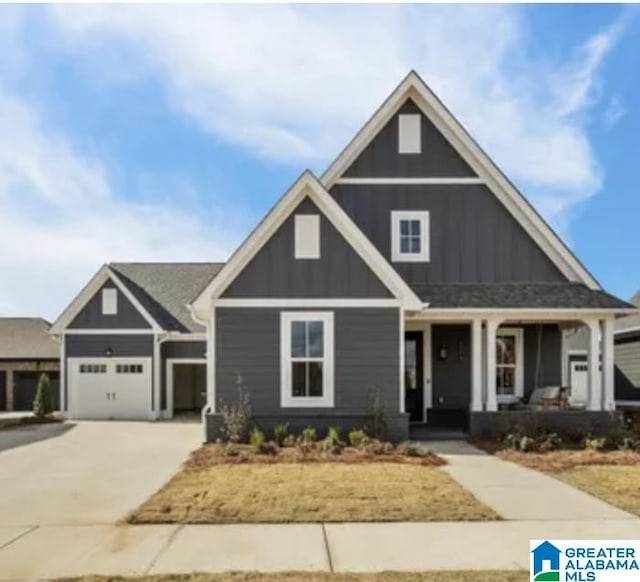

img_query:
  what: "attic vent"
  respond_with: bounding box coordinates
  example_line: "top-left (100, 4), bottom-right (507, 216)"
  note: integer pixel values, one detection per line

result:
top-left (398, 114), bottom-right (421, 154)
top-left (294, 215), bottom-right (320, 259)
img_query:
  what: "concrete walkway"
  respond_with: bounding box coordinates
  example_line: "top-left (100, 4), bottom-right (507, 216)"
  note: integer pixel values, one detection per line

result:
top-left (428, 440), bottom-right (636, 521)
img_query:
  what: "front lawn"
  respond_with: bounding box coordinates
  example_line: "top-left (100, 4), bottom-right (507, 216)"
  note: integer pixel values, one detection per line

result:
top-left (487, 446), bottom-right (640, 516)
top-left (128, 445), bottom-right (498, 524)
top-left (60, 571), bottom-right (527, 582)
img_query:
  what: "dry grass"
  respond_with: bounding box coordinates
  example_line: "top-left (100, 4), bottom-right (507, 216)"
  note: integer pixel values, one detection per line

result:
top-left (128, 462), bottom-right (499, 524)
top-left (59, 571), bottom-right (528, 582)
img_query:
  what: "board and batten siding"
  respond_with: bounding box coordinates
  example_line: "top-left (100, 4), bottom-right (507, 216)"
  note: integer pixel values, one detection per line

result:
top-left (330, 183), bottom-right (565, 285)
top-left (222, 197), bottom-right (392, 299)
top-left (343, 99), bottom-right (477, 178)
top-left (215, 307), bottom-right (400, 414)
top-left (68, 281), bottom-right (151, 329)
top-left (615, 337), bottom-right (640, 393)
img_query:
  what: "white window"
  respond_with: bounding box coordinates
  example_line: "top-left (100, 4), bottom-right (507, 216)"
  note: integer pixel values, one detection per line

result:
top-left (398, 113), bottom-right (421, 154)
top-left (281, 312), bottom-right (334, 407)
top-left (391, 211), bottom-right (430, 262)
top-left (294, 214), bottom-right (320, 259)
top-left (496, 328), bottom-right (524, 401)
top-left (101, 288), bottom-right (118, 315)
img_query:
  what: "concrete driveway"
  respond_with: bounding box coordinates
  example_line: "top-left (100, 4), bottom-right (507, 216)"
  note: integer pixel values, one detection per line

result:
top-left (0, 421), bottom-right (201, 527)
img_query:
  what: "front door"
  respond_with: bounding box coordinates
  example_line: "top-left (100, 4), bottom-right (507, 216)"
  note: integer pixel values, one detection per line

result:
top-left (404, 332), bottom-right (424, 422)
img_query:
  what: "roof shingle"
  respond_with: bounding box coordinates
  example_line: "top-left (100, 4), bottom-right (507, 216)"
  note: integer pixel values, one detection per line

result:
top-left (0, 318), bottom-right (58, 359)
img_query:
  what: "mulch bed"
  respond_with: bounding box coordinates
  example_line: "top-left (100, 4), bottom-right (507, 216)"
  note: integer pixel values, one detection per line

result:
top-left (187, 444), bottom-right (447, 468)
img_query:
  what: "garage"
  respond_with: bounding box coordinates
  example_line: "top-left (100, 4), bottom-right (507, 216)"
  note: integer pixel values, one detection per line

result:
top-left (13, 371), bottom-right (60, 412)
top-left (68, 358), bottom-right (152, 419)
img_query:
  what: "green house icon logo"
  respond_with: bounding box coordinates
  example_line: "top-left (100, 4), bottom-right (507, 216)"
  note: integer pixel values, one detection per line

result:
top-left (531, 541), bottom-right (560, 581)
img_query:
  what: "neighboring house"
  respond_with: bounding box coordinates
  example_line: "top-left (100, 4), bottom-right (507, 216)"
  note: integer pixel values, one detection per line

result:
top-left (564, 290), bottom-right (640, 408)
top-left (0, 318), bottom-right (60, 412)
top-left (51, 71), bottom-right (634, 440)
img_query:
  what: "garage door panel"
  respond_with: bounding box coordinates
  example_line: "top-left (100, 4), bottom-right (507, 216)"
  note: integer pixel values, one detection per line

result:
top-left (69, 358), bottom-right (151, 420)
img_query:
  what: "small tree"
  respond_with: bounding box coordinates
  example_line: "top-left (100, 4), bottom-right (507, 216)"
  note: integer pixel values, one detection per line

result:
top-left (33, 372), bottom-right (54, 418)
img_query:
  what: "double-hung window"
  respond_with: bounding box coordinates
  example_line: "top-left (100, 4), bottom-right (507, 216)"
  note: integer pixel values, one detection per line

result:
top-left (281, 312), bottom-right (334, 407)
top-left (391, 210), bottom-right (430, 262)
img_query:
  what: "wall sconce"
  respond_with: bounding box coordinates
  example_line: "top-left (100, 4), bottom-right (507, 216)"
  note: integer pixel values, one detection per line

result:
top-left (104, 347), bottom-right (113, 357)
top-left (438, 344), bottom-right (448, 361)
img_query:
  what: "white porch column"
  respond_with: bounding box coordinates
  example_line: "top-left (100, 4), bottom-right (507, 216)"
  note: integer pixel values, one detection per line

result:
top-left (207, 306), bottom-right (217, 413)
top-left (585, 319), bottom-right (602, 410)
top-left (601, 318), bottom-right (615, 411)
top-left (471, 319), bottom-right (483, 411)
top-left (485, 318), bottom-right (501, 412)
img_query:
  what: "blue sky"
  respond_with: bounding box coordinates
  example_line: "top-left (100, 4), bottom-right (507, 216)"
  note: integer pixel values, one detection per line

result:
top-left (0, 4), bottom-right (638, 319)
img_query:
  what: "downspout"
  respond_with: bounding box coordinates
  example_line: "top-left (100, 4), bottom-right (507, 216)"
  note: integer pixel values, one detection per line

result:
top-left (50, 333), bottom-right (65, 416)
top-left (188, 304), bottom-right (213, 443)
top-left (155, 333), bottom-right (170, 420)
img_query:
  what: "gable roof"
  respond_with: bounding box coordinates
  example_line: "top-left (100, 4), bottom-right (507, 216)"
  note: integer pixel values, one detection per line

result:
top-left (191, 171), bottom-right (423, 312)
top-left (0, 318), bottom-right (58, 359)
top-left (51, 263), bottom-right (223, 335)
top-left (110, 263), bottom-right (224, 332)
top-left (321, 70), bottom-right (600, 290)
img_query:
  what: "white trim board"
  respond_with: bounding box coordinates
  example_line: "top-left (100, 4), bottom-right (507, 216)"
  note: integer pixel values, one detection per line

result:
top-left (320, 71), bottom-right (600, 289)
top-left (615, 326), bottom-right (640, 336)
top-left (64, 329), bottom-right (157, 335)
top-left (191, 171), bottom-right (422, 314)
top-left (50, 264), bottom-right (162, 334)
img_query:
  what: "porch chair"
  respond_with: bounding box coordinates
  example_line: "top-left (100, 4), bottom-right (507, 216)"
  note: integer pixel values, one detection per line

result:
top-left (525, 386), bottom-right (568, 410)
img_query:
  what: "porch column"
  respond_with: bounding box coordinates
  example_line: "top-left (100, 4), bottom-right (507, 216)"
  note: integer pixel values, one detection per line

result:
top-left (485, 318), bottom-right (501, 412)
top-left (471, 319), bottom-right (483, 411)
top-left (601, 318), bottom-right (615, 411)
top-left (585, 319), bottom-right (602, 410)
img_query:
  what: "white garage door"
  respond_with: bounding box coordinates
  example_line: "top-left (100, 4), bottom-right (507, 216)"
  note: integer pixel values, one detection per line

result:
top-left (69, 358), bottom-right (152, 420)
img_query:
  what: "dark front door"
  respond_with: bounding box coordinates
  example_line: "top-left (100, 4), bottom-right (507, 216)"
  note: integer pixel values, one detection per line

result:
top-left (404, 332), bottom-right (424, 422)
top-left (431, 325), bottom-right (471, 429)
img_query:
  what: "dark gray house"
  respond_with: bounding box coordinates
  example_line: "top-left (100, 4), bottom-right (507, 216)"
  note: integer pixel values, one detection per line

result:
top-left (51, 72), bottom-right (635, 440)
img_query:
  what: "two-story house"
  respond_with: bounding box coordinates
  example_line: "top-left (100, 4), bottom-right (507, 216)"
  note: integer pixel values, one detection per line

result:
top-left (50, 71), bottom-right (635, 441)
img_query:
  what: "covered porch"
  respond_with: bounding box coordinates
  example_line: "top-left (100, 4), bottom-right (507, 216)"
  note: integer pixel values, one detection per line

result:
top-left (403, 310), bottom-right (617, 436)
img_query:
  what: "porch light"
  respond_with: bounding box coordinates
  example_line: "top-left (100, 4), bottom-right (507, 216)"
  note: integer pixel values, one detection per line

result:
top-left (104, 347), bottom-right (113, 357)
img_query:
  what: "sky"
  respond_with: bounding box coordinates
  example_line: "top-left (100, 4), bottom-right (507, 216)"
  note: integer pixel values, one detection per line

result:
top-left (0, 4), bottom-right (638, 320)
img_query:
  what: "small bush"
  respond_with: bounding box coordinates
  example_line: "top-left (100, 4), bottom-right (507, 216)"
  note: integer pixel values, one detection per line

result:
top-left (219, 375), bottom-right (251, 443)
top-left (519, 436), bottom-right (537, 452)
top-left (301, 426), bottom-right (317, 443)
top-left (222, 443), bottom-right (241, 457)
top-left (538, 432), bottom-right (562, 452)
top-left (364, 438), bottom-right (394, 456)
top-left (33, 372), bottom-right (54, 418)
top-left (296, 438), bottom-right (315, 456)
top-left (282, 434), bottom-right (296, 448)
top-left (367, 387), bottom-right (388, 440)
top-left (249, 427), bottom-right (276, 455)
top-left (397, 441), bottom-right (430, 457)
top-left (348, 428), bottom-right (367, 448)
top-left (273, 424), bottom-right (289, 447)
top-left (320, 426), bottom-right (345, 455)
top-left (585, 436), bottom-right (609, 451)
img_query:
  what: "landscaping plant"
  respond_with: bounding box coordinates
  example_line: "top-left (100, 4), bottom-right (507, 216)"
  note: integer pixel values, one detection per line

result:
top-left (348, 428), bottom-right (367, 447)
top-left (273, 423), bottom-right (289, 447)
top-left (301, 426), bottom-right (317, 443)
top-left (219, 375), bottom-right (251, 443)
top-left (367, 387), bottom-right (388, 440)
top-left (250, 427), bottom-right (277, 455)
top-left (320, 426), bottom-right (345, 454)
top-left (33, 372), bottom-right (54, 418)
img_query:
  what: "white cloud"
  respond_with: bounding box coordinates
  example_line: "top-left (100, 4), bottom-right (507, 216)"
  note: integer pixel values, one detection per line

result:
top-left (49, 4), bottom-right (626, 227)
top-left (604, 95), bottom-right (627, 129)
top-left (0, 84), bottom-right (232, 319)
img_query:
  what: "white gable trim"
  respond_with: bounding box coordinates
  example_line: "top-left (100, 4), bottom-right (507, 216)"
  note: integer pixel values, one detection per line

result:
top-left (191, 171), bottom-right (422, 313)
top-left (321, 71), bottom-right (600, 290)
top-left (50, 265), bottom-right (162, 334)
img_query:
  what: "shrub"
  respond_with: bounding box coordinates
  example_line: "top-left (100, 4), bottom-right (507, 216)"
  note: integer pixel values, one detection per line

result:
top-left (397, 441), bottom-right (430, 457)
top-left (219, 375), bottom-right (251, 443)
top-left (538, 432), bottom-right (562, 452)
top-left (301, 426), bottom-right (317, 443)
top-left (33, 372), bottom-right (54, 418)
top-left (249, 427), bottom-right (277, 455)
top-left (367, 387), bottom-right (388, 440)
top-left (273, 424), bottom-right (289, 447)
top-left (222, 443), bottom-right (241, 457)
top-left (282, 434), bottom-right (296, 448)
top-left (348, 429), bottom-right (367, 448)
top-left (585, 436), bottom-right (609, 451)
top-left (503, 432), bottom-right (538, 452)
top-left (364, 438), bottom-right (394, 456)
top-left (320, 426), bottom-right (345, 455)
top-left (519, 436), bottom-right (537, 452)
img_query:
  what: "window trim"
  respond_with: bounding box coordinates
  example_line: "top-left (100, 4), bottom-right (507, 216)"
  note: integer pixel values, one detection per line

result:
top-left (280, 311), bottom-right (334, 408)
top-left (391, 210), bottom-right (430, 262)
top-left (101, 288), bottom-right (118, 315)
top-left (496, 327), bottom-right (524, 403)
top-left (398, 113), bottom-right (422, 154)
top-left (294, 214), bottom-right (321, 259)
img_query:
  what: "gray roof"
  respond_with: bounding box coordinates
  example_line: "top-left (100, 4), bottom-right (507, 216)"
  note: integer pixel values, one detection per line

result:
top-left (615, 290), bottom-right (640, 332)
top-left (410, 283), bottom-right (634, 310)
top-left (109, 263), bottom-right (224, 333)
top-left (0, 318), bottom-right (58, 359)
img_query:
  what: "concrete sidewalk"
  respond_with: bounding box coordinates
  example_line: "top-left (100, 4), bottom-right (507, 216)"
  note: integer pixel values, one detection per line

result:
top-left (3, 520), bottom-right (640, 579)
top-left (428, 440), bottom-right (637, 521)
